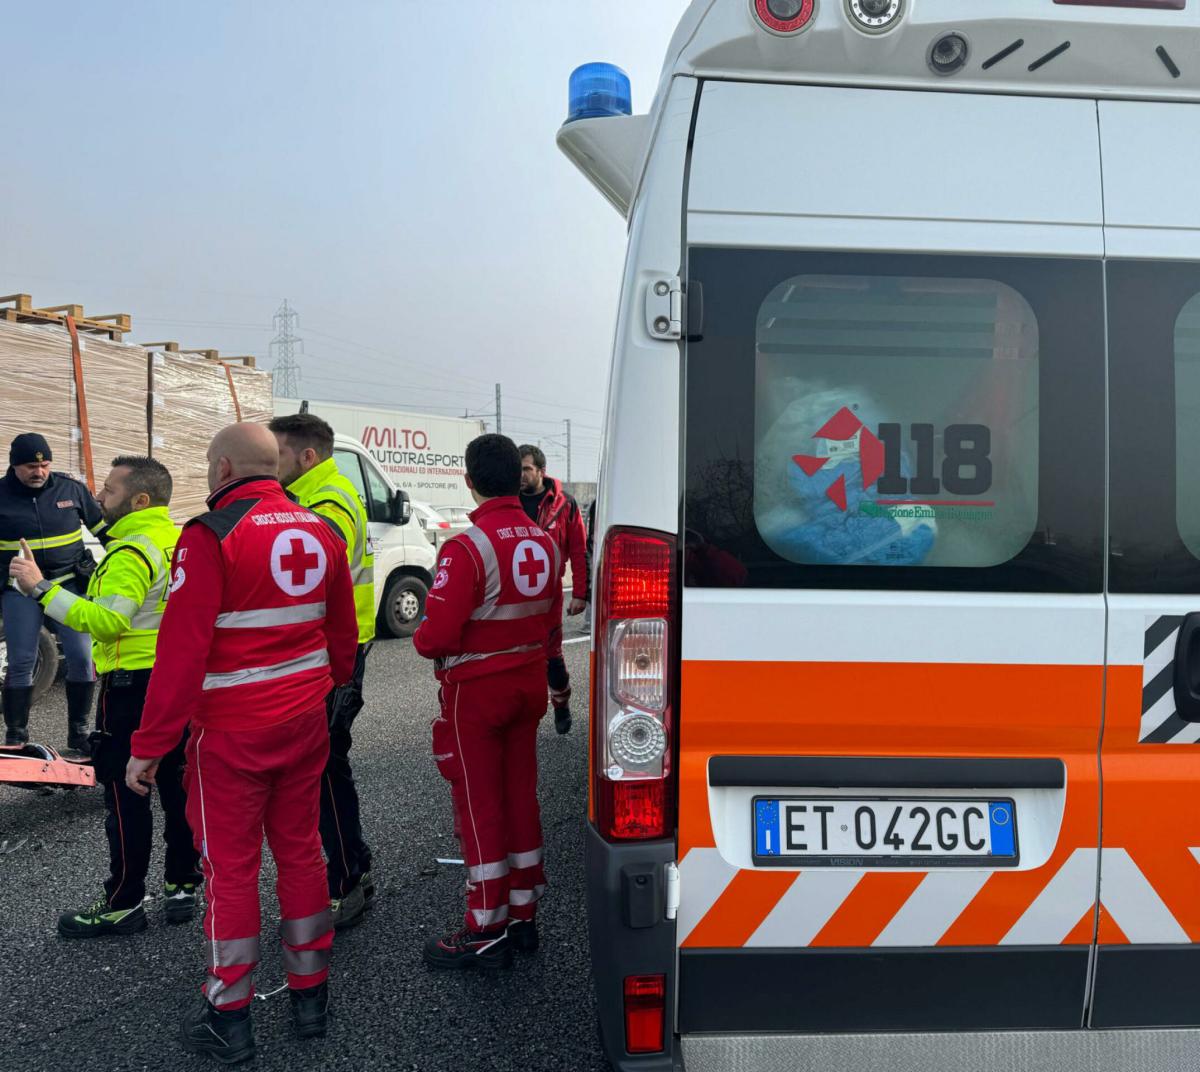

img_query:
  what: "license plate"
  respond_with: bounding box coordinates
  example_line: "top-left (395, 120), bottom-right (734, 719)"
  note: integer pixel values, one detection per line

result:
top-left (752, 796), bottom-right (1018, 867)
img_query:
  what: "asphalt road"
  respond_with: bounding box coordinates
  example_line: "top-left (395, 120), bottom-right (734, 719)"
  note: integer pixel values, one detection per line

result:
top-left (0, 623), bottom-right (602, 1072)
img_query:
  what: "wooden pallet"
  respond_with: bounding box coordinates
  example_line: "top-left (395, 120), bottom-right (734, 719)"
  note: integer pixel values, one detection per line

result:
top-left (0, 293), bottom-right (130, 339)
top-left (142, 340), bottom-right (256, 367)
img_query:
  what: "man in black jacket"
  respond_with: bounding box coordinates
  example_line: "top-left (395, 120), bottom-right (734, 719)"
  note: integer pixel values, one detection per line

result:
top-left (0, 433), bottom-right (106, 752)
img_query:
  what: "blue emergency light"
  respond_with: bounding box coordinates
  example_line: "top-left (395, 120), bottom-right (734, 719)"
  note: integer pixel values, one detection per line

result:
top-left (566, 62), bottom-right (632, 124)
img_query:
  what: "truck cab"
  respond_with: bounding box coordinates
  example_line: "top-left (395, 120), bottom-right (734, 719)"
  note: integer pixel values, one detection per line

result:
top-left (561, 2), bottom-right (1200, 1069)
top-left (331, 433), bottom-right (436, 638)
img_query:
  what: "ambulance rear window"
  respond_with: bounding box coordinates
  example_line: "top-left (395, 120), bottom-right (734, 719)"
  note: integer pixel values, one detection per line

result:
top-left (753, 275), bottom-right (1039, 570)
top-left (1176, 294), bottom-right (1200, 562)
top-left (684, 248), bottom-right (1106, 593)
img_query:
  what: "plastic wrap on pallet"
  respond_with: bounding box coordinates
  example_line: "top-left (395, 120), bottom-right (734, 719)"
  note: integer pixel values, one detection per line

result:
top-left (150, 353), bottom-right (273, 523)
top-left (0, 320), bottom-right (148, 486)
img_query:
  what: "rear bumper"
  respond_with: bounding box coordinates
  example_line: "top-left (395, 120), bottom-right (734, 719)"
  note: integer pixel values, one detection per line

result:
top-left (681, 1028), bottom-right (1200, 1072)
top-left (585, 824), bottom-right (682, 1072)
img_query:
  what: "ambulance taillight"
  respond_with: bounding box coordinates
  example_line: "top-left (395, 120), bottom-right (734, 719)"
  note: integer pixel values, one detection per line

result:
top-left (593, 528), bottom-right (676, 841)
top-left (753, 0), bottom-right (816, 35)
top-left (623, 974), bottom-right (666, 1054)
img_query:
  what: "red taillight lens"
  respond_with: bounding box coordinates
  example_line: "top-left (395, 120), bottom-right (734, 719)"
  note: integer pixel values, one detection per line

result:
top-left (597, 778), bottom-right (671, 840)
top-left (754, 0), bottom-right (816, 33)
top-left (594, 528), bottom-right (677, 842)
top-left (438, 521), bottom-right (451, 528)
top-left (1054, 0), bottom-right (1184, 7)
top-left (624, 974), bottom-right (666, 1055)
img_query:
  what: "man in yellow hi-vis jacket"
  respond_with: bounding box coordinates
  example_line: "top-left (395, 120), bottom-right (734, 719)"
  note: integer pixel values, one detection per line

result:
top-left (9, 456), bottom-right (202, 939)
top-left (270, 413), bottom-right (377, 931)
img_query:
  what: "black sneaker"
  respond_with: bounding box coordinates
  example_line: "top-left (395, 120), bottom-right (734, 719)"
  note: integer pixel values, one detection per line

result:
top-left (163, 882), bottom-right (199, 924)
top-left (331, 884), bottom-right (366, 931)
top-left (553, 705), bottom-right (572, 735)
top-left (423, 927), bottom-right (513, 971)
top-left (361, 870), bottom-right (376, 905)
top-left (58, 897), bottom-right (148, 939)
top-left (290, 981), bottom-right (330, 1039)
top-left (180, 999), bottom-right (255, 1065)
top-left (508, 918), bottom-right (539, 953)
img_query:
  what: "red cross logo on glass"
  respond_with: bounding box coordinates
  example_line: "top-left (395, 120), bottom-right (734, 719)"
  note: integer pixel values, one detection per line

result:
top-left (270, 528), bottom-right (328, 597)
top-left (512, 539), bottom-right (551, 597)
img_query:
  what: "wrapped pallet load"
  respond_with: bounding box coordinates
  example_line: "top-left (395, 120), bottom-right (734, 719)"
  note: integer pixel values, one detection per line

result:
top-left (149, 352), bottom-right (273, 522)
top-left (0, 320), bottom-right (149, 488)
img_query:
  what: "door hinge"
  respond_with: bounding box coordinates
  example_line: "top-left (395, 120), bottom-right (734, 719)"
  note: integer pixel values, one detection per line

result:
top-left (645, 276), bottom-right (683, 341)
top-left (664, 860), bottom-right (680, 920)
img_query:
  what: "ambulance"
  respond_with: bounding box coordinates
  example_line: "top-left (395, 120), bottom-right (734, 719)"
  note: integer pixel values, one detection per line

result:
top-left (558, 2), bottom-right (1200, 1069)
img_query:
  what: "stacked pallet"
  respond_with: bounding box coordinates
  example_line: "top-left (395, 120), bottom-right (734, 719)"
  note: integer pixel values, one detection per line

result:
top-left (0, 295), bottom-right (272, 523)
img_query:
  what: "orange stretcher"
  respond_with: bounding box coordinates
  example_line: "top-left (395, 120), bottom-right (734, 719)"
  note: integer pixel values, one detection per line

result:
top-left (0, 743), bottom-right (96, 788)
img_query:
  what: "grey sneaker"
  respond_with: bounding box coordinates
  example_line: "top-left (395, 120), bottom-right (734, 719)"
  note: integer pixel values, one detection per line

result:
top-left (331, 885), bottom-right (366, 931)
top-left (163, 882), bottom-right (199, 924)
top-left (361, 870), bottom-right (376, 905)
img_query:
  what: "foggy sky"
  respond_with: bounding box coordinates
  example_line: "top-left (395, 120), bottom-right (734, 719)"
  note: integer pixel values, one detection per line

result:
top-left (0, 1), bottom-right (691, 482)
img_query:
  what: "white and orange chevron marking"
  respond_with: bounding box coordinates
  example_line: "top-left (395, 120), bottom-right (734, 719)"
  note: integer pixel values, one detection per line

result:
top-left (677, 846), bottom-right (1200, 948)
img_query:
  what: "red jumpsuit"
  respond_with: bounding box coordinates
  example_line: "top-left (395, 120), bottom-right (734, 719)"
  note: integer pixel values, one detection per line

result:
top-left (525, 476), bottom-right (588, 709)
top-left (413, 496), bottom-right (559, 933)
top-left (131, 477), bottom-right (357, 1010)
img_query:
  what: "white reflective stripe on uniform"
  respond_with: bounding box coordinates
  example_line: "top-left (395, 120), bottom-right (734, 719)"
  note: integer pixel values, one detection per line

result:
top-left (94, 592), bottom-right (141, 618)
top-left (509, 884), bottom-right (547, 906)
top-left (471, 598), bottom-right (553, 622)
top-left (317, 484), bottom-right (369, 582)
top-left (43, 587), bottom-right (77, 622)
top-left (676, 847), bottom-right (739, 945)
top-left (872, 871), bottom-right (993, 947)
top-left (202, 647), bottom-right (329, 691)
top-left (469, 859), bottom-right (510, 882)
top-left (462, 526), bottom-right (501, 609)
top-left (442, 642), bottom-right (542, 670)
top-left (215, 602), bottom-right (327, 629)
top-left (745, 871), bottom-right (864, 948)
top-left (470, 905), bottom-right (509, 928)
top-left (507, 847), bottom-right (544, 869)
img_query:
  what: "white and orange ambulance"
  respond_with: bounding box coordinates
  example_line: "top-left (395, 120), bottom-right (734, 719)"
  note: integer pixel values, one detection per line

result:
top-left (558, 2), bottom-right (1200, 1069)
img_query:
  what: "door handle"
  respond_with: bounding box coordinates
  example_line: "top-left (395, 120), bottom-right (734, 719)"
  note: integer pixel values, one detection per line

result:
top-left (1172, 612), bottom-right (1200, 723)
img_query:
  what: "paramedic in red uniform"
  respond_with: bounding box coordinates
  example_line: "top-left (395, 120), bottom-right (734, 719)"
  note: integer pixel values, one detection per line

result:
top-left (517, 445), bottom-right (587, 734)
top-left (415, 434), bottom-right (559, 969)
top-left (125, 423), bottom-right (357, 1065)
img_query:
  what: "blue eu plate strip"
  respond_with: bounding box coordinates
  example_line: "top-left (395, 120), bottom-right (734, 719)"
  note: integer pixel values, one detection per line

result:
top-left (756, 799), bottom-right (781, 856)
top-left (988, 801), bottom-right (1015, 856)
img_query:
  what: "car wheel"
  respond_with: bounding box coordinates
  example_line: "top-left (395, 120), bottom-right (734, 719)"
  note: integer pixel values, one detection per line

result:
top-left (0, 623), bottom-right (58, 703)
top-left (379, 574), bottom-right (428, 639)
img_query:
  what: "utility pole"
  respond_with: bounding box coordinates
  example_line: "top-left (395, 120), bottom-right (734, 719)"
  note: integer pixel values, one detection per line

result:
top-left (269, 299), bottom-right (303, 398)
top-left (495, 383), bottom-right (502, 434)
top-left (564, 418), bottom-right (572, 484)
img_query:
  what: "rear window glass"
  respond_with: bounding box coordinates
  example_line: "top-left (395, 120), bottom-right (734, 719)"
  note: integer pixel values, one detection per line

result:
top-left (1176, 293), bottom-right (1200, 560)
top-left (754, 275), bottom-right (1039, 569)
top-left (683, 249), bottom-right (1106, 593)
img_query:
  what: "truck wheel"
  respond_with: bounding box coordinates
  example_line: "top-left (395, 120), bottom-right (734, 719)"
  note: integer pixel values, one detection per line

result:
top-left (0, 624), bottom-right (58, 704)
top-left (379, 574), bottom-right (428, 639)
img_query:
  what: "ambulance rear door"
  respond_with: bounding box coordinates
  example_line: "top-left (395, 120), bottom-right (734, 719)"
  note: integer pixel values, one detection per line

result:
top-left (1092, 99), bottom-right (1200, 1028)
top-left (677, 81), bottom-right (1107, 1035)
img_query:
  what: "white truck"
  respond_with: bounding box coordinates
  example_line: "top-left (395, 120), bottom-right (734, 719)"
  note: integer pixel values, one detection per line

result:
top-left (275, 398), bottom-right (484, 514)
top-left (328, 433), bottom-right (437, 638)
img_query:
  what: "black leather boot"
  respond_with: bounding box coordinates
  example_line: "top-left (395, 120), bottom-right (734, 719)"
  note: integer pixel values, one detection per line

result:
top-left (180, 1000), bottom-right (255, 1065)
top-left (65, 680), bottom-right (94, 754)
top-left (2, 686), bottom-right (32, 746)
top-left (289, 981), bottom-right (330, 1039)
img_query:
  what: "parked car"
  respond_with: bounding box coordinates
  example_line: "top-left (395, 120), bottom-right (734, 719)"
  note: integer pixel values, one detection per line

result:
top-left (411, 500), bottom-right (453, 547)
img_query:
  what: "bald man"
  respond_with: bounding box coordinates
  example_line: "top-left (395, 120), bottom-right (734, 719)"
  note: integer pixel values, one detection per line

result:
top-left (127, 423), bottom-right (358, 1064)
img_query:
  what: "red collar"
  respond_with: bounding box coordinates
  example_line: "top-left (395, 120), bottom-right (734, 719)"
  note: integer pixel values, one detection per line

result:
top-left (206, 476), bottom-right (286, 510)
top-left (468, 496), bottom-right (522, 523)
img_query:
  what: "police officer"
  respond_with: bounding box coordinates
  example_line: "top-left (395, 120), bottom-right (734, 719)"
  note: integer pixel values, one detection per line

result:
top-left (1, 433), bottom-right (106, 753)
top-left (126, 423), bottom-right (356, 1062)
top-left (415, 434), bottom-right (559, 969)
top-left (269, 413), bottom-right (376, 930)
top-left (10, 456), bottom-right (202, 937)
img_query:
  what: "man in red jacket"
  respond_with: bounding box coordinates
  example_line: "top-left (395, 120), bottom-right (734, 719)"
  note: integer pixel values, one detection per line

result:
top-left (415, 434), bottom-right (559, 970)
top-left (517, 445), bottom-right (587, 735)
top-left (125, 423), bottom-right (357, 1065)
